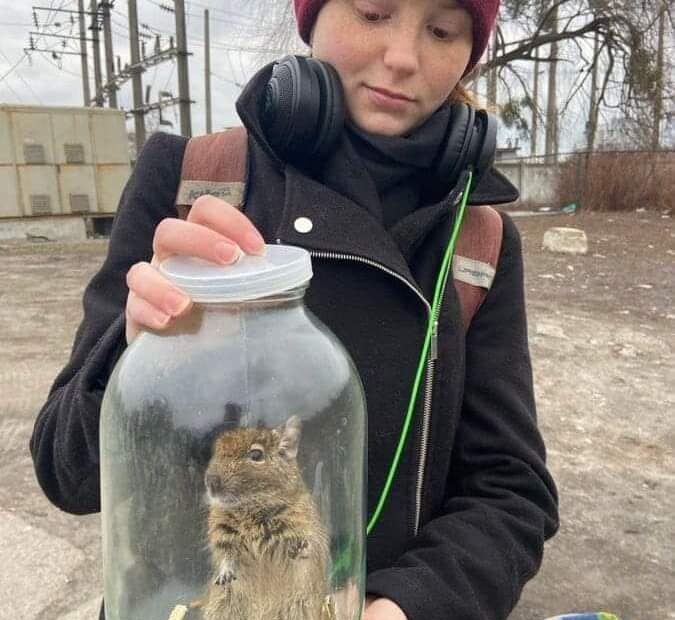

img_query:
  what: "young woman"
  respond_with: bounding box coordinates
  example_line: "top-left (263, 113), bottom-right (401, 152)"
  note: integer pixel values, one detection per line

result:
top-left (30, 1), bottom-right (559, 618)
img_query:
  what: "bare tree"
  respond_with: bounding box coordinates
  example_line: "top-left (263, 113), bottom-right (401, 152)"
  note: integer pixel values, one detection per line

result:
top-left (495, 0), bottom-right (673, 151)
top-left (233, 0), bottom-right (674, 151)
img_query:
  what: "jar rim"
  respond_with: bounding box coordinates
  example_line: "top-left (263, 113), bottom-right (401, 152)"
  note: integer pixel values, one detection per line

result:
top-left (159, 244), bottom-right (312, 302)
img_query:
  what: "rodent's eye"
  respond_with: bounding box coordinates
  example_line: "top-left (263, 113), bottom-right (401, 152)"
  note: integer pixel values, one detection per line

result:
top-left (248, 448), bottom-right (265, 462)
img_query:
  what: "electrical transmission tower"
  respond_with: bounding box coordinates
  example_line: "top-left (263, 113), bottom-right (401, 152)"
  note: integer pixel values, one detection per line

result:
top-left (125, 0), bottom-right (193, 154)
top-left (154, 0), bottom-right (193, 139)
top-left (27, 4), bottom-right (99, 106)
top-left (28, 1), bottom-right (195, 155)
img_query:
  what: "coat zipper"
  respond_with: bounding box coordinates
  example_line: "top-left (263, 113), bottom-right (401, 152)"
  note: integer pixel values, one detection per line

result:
top-left (304, 248), bottom-right (436, 537)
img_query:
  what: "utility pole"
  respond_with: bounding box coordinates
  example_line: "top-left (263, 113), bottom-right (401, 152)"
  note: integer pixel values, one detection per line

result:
top-left (531, 59), bottom-right (540, 156)
top-left (128, 0), bottom-right (146, 153)
top-left (100, 0), bottom-right (118, 108)
top-left (586, 29), bottom-right (600, 153)
top-left (90, 0), bottom-right (104, 106)
top-left (545, 4), bottom-right (559, 162)
top-left (652, 0), bottom-right (666, 151)
top-left (77, 0), bottom-right (91, 106)
top-left (174, 0), bottom-right (192, 137)
top-left (205, 9), bottom-right (212, 134)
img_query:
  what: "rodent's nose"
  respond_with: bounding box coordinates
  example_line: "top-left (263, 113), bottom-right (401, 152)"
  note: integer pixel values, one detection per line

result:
top-left (205, 473), bottom-right (223, 495)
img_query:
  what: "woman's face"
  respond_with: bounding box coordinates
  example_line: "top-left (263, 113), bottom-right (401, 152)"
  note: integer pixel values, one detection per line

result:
top-left (311, 0), bottom-right (473, 136)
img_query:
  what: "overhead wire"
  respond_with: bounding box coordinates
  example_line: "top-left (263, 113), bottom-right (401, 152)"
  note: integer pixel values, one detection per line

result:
top-left (115, 2), bottom-right (254, 89)
top-left (0, 52), bottom-right (29, 84)
top-left (1, 7), bottom-right (79, 89)
top-left (4, 0), bottom-right (266, 112)
top-left (0, 48), bottom-right (43, 103)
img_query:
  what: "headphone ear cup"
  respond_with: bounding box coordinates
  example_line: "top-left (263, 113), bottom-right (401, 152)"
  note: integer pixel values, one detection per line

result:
top-left (471, 110), bottom-right (497, 186)
top-left (259, 55), bottom-right (345, 165)
top-left (259, 55), bottom-right (322, 161)
top-left (306, 58), bottom-right (345, 161)
top-left (434, 103), bottom-right (497, 192)
top-left (435, 103), bottom-right (473, 189)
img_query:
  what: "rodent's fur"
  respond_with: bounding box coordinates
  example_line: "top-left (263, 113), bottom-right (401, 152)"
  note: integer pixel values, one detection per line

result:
top-left (199, 416), bottom-right (330, 620)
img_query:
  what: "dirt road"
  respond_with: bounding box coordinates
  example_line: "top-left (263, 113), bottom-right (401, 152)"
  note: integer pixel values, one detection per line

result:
top-left (0, 209), bottom-right (672, 619)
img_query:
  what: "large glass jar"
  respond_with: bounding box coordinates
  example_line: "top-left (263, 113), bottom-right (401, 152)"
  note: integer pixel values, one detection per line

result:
top-left (100, 245), bottom-right (367, 620)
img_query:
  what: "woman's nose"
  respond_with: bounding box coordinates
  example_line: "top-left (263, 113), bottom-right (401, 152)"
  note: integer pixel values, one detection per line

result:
top-left (382, 28), bottom-right (421, 75)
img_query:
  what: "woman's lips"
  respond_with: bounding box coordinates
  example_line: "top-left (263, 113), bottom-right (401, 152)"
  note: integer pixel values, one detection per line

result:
top-left (365, 85), bottom-right (415, 111)
top-left (370, 86), bottom-right (413, 101)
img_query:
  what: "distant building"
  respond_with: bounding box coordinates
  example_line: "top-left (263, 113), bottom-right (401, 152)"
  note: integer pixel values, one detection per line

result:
top-left (496, 139), bottom-right (520, 162)
top-left (0, 104), bottom-right (130, 240)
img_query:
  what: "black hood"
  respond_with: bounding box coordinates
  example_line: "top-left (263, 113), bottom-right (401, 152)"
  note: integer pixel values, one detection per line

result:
top-left (235, 60), bottom-right (519, 206)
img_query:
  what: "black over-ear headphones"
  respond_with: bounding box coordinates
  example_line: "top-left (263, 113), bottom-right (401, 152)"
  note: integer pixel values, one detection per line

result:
top-left (259, 55), bottom-right (497, 190)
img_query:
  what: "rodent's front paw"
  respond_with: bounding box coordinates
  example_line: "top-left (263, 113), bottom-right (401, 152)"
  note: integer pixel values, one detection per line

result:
top-left (214, 569), bottom-right (236, 586)
top-left (214, 558), bottom-right (237, 585)
top-left (288, 538), bottom-right (310, 559)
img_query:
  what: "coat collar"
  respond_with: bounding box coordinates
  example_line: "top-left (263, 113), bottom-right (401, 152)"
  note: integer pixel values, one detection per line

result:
top-left (274, 165), bottom-right (475, 300)
top-left (277, 164), bottom-right (422, 294)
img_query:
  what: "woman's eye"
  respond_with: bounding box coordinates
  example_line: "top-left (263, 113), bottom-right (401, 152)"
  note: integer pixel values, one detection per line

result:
top-left (361, 10), bottom-right (384, 22)
top-left (248, 448), bottom-right (265, 462)
top-left (355, 2), bottom-right (389, 23)
top-left (430, 26), bottom-right (452, 40)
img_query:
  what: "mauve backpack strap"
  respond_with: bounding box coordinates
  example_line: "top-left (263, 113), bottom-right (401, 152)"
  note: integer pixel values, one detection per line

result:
top-left (452, 205), bottom-right (504, 331)
top-left (174, 126), bottom-right (249, 220)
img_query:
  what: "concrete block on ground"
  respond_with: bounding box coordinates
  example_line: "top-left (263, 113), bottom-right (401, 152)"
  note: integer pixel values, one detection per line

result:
top-left (0, 216), bottom-right (87, 242)
top-left (543, 226), bottom-right (588, 255)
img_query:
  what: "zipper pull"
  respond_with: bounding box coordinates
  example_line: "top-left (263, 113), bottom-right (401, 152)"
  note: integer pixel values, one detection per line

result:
top-left (430, 320), bottom-right (438, 361)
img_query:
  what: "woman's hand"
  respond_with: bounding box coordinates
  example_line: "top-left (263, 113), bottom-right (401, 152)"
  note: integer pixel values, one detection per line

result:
top-left (124, 195), bottom-right (266, 344)
top-left (363, 596), bottom-right (408, 620)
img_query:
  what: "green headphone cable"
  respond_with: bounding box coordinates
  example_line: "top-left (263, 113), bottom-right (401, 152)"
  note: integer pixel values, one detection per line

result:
top-left (366, 169), bottom-right (474, 536)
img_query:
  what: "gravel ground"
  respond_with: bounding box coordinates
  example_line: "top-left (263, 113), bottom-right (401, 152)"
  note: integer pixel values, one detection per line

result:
top-left (0, 208), bottom-right (672, 620)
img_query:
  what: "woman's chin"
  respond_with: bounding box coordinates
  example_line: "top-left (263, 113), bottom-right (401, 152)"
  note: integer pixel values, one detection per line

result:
top-left (349, 113), bottom-right (414, 137)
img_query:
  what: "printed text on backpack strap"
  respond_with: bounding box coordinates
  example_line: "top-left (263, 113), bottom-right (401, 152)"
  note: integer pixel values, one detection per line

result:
top-left (175, 127), bottom-right (248, 220)
top-left (453, 205), bottom-right (504, 330)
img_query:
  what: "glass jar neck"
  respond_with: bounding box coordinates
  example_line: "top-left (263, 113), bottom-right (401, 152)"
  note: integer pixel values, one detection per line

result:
top-left (195, 284), bottom-right (308, 310)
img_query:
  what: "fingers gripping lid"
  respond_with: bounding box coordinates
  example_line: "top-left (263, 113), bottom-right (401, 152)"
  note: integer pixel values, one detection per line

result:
top-left (159, 244), bottom-right (313, 302)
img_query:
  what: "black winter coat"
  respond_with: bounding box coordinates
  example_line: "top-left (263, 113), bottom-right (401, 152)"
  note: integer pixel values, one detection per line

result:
top-left (30, 64), bottom-right (558, 620)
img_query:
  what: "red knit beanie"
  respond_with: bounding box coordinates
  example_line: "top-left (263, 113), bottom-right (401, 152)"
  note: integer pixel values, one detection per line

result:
top-left (294, 0), bottom-right (499, 75)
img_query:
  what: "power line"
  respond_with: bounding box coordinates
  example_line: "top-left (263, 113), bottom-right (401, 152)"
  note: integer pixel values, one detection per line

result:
top-left (0, 60), bottom-right (24, 102)
top-left (37, 49), bottom-right (84, 78)
top-left (181, 0), bottom-right (260, 20)
top-left (210, 70), bottom-right (244, 89)
top-left (163, 58), bottom-right (176, 91)
top-left (0, 52), bottom-right (29, 83)
top-left (145, 0), bottom-right (257, 29)
top-left (0, 48), bottom-right (44, 103)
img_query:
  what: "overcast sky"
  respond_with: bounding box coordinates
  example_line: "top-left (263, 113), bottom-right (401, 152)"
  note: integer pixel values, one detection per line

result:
top-left (2, 1), bottom-right (649, 154)
top-left (0, 0), bottom-right (303, 135)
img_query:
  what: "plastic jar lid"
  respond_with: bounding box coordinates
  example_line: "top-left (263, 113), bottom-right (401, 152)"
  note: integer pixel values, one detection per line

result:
top-left (159, 244), bottom-right (312, 302)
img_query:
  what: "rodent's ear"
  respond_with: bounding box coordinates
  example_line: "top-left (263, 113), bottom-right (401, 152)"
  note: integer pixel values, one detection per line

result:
top-left (277, 415), bottom-right (302, 460)
top-left (223, 402), bottom-right (243, 429)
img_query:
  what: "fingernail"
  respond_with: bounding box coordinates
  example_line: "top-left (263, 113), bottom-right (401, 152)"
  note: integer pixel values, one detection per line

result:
top-left (164, 290), bottom-right (191, 316)
top-left (244, 231), bottom-right (266, 256)
top-left (216, 242), bottom-right (241, 264)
